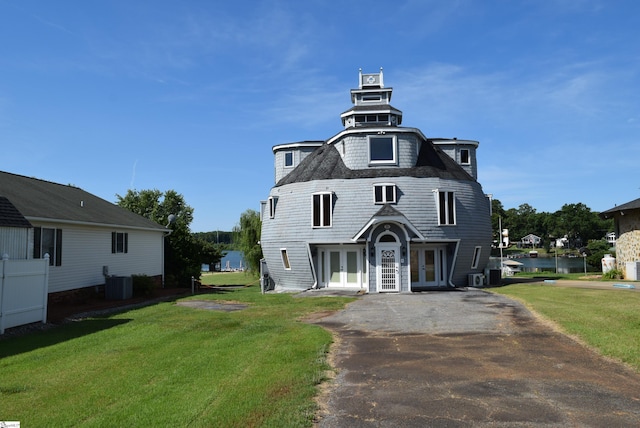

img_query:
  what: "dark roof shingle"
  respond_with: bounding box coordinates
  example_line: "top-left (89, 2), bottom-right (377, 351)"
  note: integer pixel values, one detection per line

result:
top-left (600, 197), bottom-right (640, 218)
top-left (0, 196), bottom-right (32, 228)
top-left (0, 171), bottom-right (166, 230)
top-left (276, 139), bottom-right (474, 187)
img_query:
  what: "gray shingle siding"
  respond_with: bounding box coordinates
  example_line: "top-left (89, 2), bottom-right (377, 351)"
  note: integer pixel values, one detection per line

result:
top-left (261, 241), bottom-right (315, 290)
top-left (261, 71), bottom-right (491, 292)
top-left (262, 174), bottom-right (492, 289)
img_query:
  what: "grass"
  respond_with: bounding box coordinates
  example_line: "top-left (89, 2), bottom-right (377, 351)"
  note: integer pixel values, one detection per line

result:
top-left (200, 270), bottom-right (260, 286)
top-left (0, 285), bottom-right (354, 427)
top-left (511, 271), bottom-right (601, 281)
top-left (492, 284), bottom-right (640, 371)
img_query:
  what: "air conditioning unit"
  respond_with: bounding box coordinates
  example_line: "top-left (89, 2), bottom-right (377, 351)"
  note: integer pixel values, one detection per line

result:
top-left (468, 273), bottom-right (485, 287)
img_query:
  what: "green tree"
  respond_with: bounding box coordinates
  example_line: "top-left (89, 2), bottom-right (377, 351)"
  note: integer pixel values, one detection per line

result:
top-left (193, 230), bottom-right (236, 253)
top-left (233, 209), bottom-right (262, 275)
top-left (551, 203), bottom-right (612, 248)
top-left (116, 189), bottom-right (220, 286)
top-left (585, 239), bottom-right (615, 269)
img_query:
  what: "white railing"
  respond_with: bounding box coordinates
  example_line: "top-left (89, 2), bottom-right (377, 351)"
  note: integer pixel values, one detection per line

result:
top-left (0, 254), bottom-right (50, 334)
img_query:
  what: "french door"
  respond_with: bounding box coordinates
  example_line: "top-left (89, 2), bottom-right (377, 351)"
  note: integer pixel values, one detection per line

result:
top-left (323, 248), bottom-right (363, 288)
top-left (410, 246), bottom-right (447, 288)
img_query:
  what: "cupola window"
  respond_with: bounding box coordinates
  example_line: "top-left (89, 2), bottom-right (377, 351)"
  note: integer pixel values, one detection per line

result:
top-left (362, 94), bottom-right (381, 102)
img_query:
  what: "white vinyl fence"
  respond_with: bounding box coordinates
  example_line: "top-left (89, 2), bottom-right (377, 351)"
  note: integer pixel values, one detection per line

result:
top-left (0, 254), bottom-right (50, 334)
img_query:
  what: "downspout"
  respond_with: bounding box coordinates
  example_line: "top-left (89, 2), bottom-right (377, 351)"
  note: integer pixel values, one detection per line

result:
top-left (448, 240), bottom-right (461, 288)
top-left (307, 243), bottom-right (318, 289)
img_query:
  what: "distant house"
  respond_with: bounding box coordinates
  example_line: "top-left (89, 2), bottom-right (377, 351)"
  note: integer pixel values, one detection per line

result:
top-left (605, 231), bottom-right (616, 246)
top-left (554, 236), bottom-right (569, 248)
top-left (600, 198), bottom-right (640, 276)
top-left (260, 69), bottom-right (492, 292)
top-left (0, 171), bottom-right (169, 298)
top-left (520, 233), bottom-right (541, 248)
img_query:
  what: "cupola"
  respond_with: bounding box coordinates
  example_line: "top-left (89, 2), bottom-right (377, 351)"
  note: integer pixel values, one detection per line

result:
top-left (340, 68), bottom-right (403, 129)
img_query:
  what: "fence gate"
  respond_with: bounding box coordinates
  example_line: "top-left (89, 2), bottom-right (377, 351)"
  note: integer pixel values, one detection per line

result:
top-left (0, 255), bottom-right (50, 334)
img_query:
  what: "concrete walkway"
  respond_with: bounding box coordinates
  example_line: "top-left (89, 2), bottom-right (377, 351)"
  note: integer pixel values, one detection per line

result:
top-left (311, 288), bottom-right (640, 427)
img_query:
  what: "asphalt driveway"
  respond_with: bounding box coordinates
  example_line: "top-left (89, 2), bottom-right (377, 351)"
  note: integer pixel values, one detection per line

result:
top-left (311, 289), bottom-right (640, 427)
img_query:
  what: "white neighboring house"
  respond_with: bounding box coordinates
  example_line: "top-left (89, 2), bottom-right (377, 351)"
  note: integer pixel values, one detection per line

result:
top-left (554, 236), bottom-right (569, 248)
top-left (0, 171), bottom-right (169, 297)
top-left (520, 233), bottom-right (541, 247)
top-left (605, 231), bottom-right (616, 246)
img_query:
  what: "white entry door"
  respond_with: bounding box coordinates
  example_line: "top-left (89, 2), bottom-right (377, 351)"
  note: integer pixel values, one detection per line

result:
top-left (377, 244), bottom-right (400, 292)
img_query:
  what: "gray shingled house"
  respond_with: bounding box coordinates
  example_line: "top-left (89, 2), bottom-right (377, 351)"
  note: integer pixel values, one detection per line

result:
top-left (260, 69), bottom-right (492, 292)
top-left (0, 171), bottom-right (168, 297)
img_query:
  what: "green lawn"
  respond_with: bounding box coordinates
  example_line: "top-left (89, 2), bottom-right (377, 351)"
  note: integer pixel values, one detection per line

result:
top-left (200, 270), bottom-right (260, 286)
top-left (492, 284), bottom-right (640, 371)
top-left (0, 285), bottom-right (353, 427)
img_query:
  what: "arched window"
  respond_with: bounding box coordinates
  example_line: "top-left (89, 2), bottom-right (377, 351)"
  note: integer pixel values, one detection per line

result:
top-left (378, 233), bottom-right (398, 243)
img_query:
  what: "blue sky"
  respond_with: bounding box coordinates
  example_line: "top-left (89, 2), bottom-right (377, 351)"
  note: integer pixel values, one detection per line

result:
top-left (1, 0), bottom-right (639, 232)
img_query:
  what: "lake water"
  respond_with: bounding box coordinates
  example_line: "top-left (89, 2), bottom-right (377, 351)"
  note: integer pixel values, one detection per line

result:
top-left (489, 256), bottom-right (591, 274)
top-left (202, 250), bottom-right (245, 272)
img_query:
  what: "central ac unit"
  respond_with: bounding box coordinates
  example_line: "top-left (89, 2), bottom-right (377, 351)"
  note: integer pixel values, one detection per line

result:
top-left (468, 273), bottom-right (485, 287)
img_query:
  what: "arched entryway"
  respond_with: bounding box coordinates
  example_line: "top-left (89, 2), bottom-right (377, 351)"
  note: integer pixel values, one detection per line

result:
top-left (375, 232), bottom-right (400, 292)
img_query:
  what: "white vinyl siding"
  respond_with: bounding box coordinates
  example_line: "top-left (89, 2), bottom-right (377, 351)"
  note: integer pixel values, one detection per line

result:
top-left (0, 227), bottom-right (30, 260)
top-left (36, 223), bottom-right (164, 294)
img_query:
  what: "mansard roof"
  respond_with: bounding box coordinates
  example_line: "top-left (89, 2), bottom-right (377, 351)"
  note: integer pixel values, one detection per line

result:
top-left (0, 171), bottom-right (167, 231)
top-left (275, 137), bottom-right (474, 187)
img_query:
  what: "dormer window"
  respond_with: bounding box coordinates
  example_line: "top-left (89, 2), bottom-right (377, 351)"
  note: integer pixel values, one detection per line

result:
top-left (460, 149), bottom-right (470, 165)
top-left (369, 135), bottom-right (397, 165)
top-left (284, 152), bottom-right (294, 167)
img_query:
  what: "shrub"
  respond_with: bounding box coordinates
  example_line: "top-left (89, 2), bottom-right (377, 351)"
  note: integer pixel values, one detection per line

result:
top-left (132, 274), bottom-right (156, 297)
top-left (586, 239), bottom-right (615, 269)
top-left (602, 269), bottom-right (623, 280)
